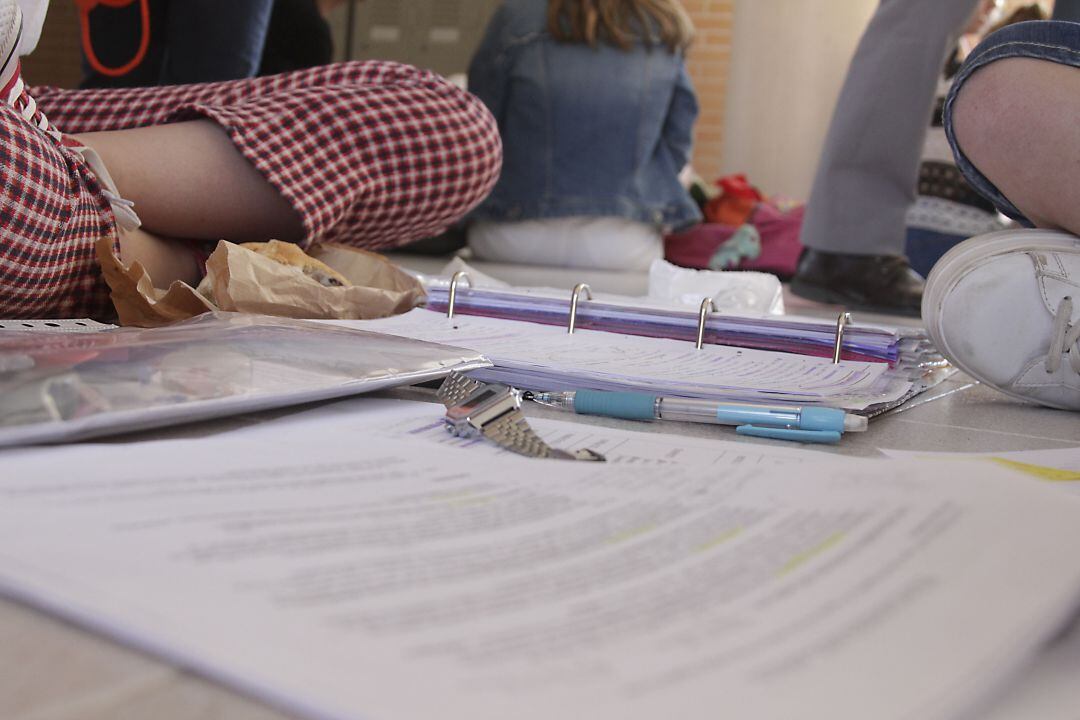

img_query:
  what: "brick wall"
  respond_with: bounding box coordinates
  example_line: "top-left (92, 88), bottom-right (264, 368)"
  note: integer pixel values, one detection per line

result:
top-left (683, 0), bottom-right (734, 182)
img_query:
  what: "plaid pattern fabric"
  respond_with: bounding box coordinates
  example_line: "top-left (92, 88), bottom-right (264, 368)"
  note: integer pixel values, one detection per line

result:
top-left (0, 102), bottom-right (117, 319)
top-left (3, 61), bottom-right (502, 318)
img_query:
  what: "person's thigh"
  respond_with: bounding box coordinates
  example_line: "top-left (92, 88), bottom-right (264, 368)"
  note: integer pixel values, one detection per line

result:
top-left (39, 62), bottom-right (425, 135)
top-left (52, 62), bottom-right (500, 254)
top-left (946, 20), bottom-right (1080, 233)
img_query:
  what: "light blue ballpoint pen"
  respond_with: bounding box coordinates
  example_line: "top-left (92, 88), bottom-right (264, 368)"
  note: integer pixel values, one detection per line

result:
top-left (525, 390), bottom-right (868, 444)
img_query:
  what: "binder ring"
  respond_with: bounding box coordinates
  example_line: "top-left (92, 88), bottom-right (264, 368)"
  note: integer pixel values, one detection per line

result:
top-left (695, 297), bottom-right (717, 349)
top-left (567, 283), bottom-right (593, 335)
top-left (447, 271), bottom-right (473, 320)
top-left (832, 312), bottom-right (852, 363)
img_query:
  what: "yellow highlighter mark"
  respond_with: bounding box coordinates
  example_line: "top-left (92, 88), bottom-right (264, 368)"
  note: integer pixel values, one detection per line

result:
top-left (433, 490), bottom-right (494, 507)
top-left (989, 458), bottom-right (1080, 483)
top-left (607, 524), bottom-right (658, 544)
top-left (779, 532), bottom-right (846, 576)
top-left (448, 496), bottom-right (494, 508)
top-left (695, 527), bottom-right (743, 553)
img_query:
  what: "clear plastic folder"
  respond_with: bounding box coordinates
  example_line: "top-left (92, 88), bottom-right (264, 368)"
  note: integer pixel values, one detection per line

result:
top-left (0, 313), bottom-right (489, 448)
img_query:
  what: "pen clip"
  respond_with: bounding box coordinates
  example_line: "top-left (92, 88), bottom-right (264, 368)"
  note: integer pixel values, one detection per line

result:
top-left (735, 425), bottom-right (842, 445)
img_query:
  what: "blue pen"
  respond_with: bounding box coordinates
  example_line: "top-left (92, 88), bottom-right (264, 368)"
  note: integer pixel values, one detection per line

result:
top-left (525, 390), bottom-right (867, 444)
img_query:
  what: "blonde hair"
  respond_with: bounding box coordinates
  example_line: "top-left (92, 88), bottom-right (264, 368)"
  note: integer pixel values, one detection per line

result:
top-left (547, 0), bottom-right (694, 52)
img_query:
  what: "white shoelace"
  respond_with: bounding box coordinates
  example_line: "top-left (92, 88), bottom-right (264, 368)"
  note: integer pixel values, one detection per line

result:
top-left (76, 144), bottom-right (143, 232)
top-left (3, 75), bottom-right (142, 232)
top-left (2, 74), bottom-right (144, 232)
top-left (1047, 296), bottom-right (1080, 375)
top-left (5, 75), bottom-right (60, 142)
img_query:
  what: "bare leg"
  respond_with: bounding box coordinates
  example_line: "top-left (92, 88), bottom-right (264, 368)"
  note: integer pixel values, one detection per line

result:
top-left (75, 120), bottom-right (305, 286)
top-left (117, 227), bottom-right (201, 286)
top-left (951, 57), bottom-right (1080, 234)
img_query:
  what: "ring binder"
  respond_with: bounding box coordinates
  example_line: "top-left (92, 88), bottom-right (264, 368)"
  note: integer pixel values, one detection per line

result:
top-left (696, 298), bottom-right (717, 350)
top-left (447, 271), bottom-right (473, 320)
top-left (567, 283), bottom-right (593, 335)
top-left (833, 312), bottom-right (853, 363)
top-left (422, 282), bottom-right (930, 365)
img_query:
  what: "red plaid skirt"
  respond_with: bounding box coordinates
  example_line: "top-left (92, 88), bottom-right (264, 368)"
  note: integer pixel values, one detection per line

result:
top-left (1, 61), bottom-right (502, 318)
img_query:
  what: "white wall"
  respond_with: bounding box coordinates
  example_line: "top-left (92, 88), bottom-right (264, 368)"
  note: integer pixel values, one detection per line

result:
top-left (720, 0), bottom-right (878, 200)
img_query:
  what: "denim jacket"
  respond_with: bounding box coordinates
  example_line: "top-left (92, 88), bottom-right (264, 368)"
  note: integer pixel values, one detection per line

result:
top-left (467, 0), bottom-right (702, 231)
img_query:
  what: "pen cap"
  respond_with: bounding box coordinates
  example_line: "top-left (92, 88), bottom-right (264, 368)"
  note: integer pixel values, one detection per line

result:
top-left (574, 391), bottom-right (657, 421)
top-left (800, 407), bottom-right (848, 433)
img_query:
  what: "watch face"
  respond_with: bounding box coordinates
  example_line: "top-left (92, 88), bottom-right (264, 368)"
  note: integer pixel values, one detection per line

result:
top-left (465, 388), bottom-right (499, 406)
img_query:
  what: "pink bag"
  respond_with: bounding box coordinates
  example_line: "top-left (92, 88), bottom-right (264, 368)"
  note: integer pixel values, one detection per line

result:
top-left (665, 202), bottom-right (805, 280)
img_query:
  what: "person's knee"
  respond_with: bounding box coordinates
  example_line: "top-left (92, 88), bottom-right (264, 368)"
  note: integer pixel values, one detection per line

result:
top-left (952, 57), bottom-right (1077, 228)
top-left (445, 91), bottom-right (503, 213)
top-left (951, 58), bottom-right (1030, 183)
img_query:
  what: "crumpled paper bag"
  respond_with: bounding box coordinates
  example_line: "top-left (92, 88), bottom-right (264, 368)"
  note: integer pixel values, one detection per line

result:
top-left (97, 237), bottom-right (426, 327)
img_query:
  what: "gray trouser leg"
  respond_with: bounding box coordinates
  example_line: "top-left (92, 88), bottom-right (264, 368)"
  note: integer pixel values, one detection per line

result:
top-left (801, 0), bottom-right (981, 256)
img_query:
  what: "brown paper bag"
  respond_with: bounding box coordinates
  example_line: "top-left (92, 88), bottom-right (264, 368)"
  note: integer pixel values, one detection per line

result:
top-left (97, 238), bottom-right (426, 327)
top-left (96, 237), bottom-right (216, 327)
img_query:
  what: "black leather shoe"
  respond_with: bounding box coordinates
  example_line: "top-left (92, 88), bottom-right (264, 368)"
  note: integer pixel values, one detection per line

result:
top-left (789, 249), bottom-right (924, 317)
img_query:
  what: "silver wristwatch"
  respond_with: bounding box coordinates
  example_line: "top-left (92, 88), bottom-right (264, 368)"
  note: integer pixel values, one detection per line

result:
top-left (437, 372), bottom-right (605, 462)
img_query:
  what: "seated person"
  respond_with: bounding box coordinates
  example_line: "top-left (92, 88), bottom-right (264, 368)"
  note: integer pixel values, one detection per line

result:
top-left (465, 0), bottom-right (701, 272)
top-left (927, 17), bottom-right (1080, 411)
top-left (0, 0), bottom-right (501, 319)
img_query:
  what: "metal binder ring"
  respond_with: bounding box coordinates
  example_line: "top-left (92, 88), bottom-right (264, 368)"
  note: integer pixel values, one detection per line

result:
top-left (567, 283), bottom-right (593, 335)
top-left (447, 271), bottom-right (473, 320)
top-left (696, 297), bottom-right (717, 350)
top-left (833, 312), bottom-right (853, 363)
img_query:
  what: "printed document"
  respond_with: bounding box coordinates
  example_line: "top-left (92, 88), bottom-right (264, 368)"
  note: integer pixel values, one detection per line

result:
top-left (2, 433), bottom-right (1080, 720)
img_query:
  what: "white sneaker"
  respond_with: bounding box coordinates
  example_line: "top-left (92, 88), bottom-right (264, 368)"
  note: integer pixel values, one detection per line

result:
top-left (0, 0), bottom-right (21, 88)
top-left (923, 229), bottom-right (1080, 411)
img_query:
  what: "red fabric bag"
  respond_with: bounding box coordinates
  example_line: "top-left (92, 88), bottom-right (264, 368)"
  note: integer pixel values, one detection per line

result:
top-left (665, 202), bottom-right (805, 280)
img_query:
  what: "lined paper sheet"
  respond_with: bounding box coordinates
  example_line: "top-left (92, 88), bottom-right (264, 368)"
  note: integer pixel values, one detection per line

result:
top-left (334, 310), bottom-right (911, 409)
top-left (2, 431), bottom-right (1080, 720)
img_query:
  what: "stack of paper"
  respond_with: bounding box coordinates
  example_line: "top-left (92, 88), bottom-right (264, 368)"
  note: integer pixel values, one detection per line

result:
top-left (345, 309), bottom-right (913, 411)
top-left (425, 285), bottom-right (941, 369)
top-left (2, 422), bottom-right (1079, 720)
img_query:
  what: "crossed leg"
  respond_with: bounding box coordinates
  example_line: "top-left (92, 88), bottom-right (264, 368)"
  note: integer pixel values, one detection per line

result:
top-left (76, 120), bottom-right (305, 286)
top-left (3, 60), bottom-right (500, 318)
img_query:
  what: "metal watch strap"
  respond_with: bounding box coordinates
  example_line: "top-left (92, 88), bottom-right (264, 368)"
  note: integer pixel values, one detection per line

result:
top-left (480, 407), bottom-right (602, 461)
top-left (437, 372), bottom-right (604, 462)
top-left (436, 371), bottom-right (486, 409)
